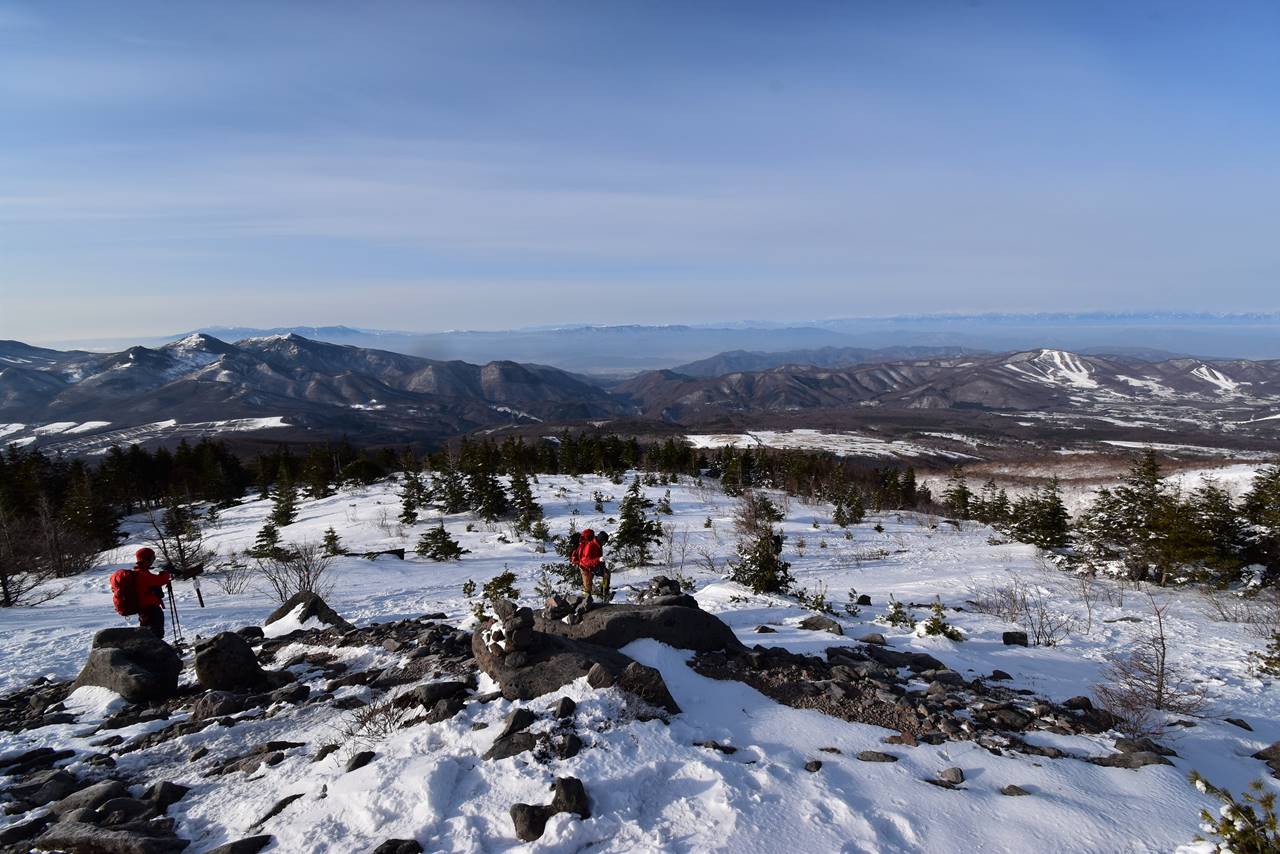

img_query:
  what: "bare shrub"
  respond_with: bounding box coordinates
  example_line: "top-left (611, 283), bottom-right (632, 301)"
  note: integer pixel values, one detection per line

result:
top-left (256, 542), bottom-right (335, 602)
top-left (967, 573), bottom-right (1073, 646)
top-left (0, 506), bottom-right (70, 607)
top-left (210, 550), bottom-right (254, 595)
top-left (146, 500), bottom-right (216, 575)
top-left (694, 546), bottom-right (720, 576)
top-left (330, 695), bottom-right (410, 755)
top-left (1094, 594), bottom-right (1207, 737)
top-left (1202, 590), bottom-right (1280, 639)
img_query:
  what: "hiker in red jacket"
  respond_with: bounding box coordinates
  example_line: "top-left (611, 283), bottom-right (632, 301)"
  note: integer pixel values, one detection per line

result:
top-left (132, 547), bottom-right (172, 639)
top-left (572, 529), bottom-right (609, 604)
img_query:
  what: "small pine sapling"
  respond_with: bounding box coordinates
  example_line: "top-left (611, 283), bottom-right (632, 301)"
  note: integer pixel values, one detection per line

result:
top-left (922, 598), bottom-right (964, 641)
top-left (1248, 632), bottom-right (1280, 677)
top-left (1190, 772), bottom-right (1279, 853)
top-left (882, 595), bottom-right (915, 629)
top-left (416, 524), bottom-right (469, 561)
top-left (321, 526), bottom-right (344, 556)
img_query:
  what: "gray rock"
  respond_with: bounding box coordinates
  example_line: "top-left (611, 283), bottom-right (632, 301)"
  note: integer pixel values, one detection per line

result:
top-left (1090, 751), bottom-right (1173, 769)
top-left (473, 628), bottom-right (631, 701)
top-left (856, 644), bottom-right (946, 673)
top-left (1115, 737), bottom-right (1176, 757)
top-left (798, 615), bottom-right (843, 635)
top-left (616, 662), bottom-right (681, 715)
top-left (192, 690), bottom-right (250, 721)
top-left (804, 760), bottom-right (822, 772)
top-left (370, 841), bottom-right (423, 854)
top-left (346, 751), bottom-right (375, 772)
top-left (194, 632), bottom-right (291, 693)
top-left (9, 768), bottom-right (79, 806)
top-left (1002, 631), bottom-right (1029, 647)
top-left (858, 632), bottom-right (887, 645)
top-left (202, 836), bottom-right (274, 854)
top-left (0, 816), bottom-right (50, 846)
top-left (553, 696), bottom-right (576, 719)
top-left (557, 733), bottom-right (583, 759)
top-left (72, 628), bottom-right (182, 704)
top-left (1225, 717), bottom-right (1253, 731)
top-left (1001, 784), bottom-right (1031, 796)
top-left (990, 669), bottom-right (1013, 681)
top-left (498, 708), bottom-right (537, 739)
top-left (753, 625), bottom-right (777, 633)
top-left (550, 776), bottom-right (590, 818)
top-left (857, 595), bottom-right (873, 606)
top-left (143, 782), bottom-right (191, 812)
top-left (484, 731), bottom-right (538, 761)
top-left (251, 793), bottom-right (304, 828)
top-left (48, 780), bottom-right (132, 816)
top-left (399, 681), bottom-right (467, 708)
top-left (425, 696), bottom-right (467, 724)
top-left (264, 592), bottom-right (354, 633)
top-left (1253, 742), bottom-right (1280, 762)
top-left (510, 802), bottom-right (551, 842)
top-left (34, 821), bottom-right (188, 854)
top-left (857, 750), bottom-right (898, 763)
top-left (939, 767), bottom-right (965, 785)
top-left (534, 603), bottom-right (744, 653)
top-left (1062, 695), bottom-right (1094, 711)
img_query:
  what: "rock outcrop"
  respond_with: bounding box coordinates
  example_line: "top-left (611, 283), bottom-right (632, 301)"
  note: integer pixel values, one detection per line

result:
top-left (72, 629), bottom-right (182, 704)
top-left (264, 592), bottom-right (354, 633)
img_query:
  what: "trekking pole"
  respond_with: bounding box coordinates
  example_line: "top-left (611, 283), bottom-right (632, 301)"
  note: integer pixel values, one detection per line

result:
top-left (166, 581), bottom-right (185, 645)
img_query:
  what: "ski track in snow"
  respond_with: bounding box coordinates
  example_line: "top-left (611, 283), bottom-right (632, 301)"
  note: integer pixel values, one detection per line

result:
top-left (0, 476), bottom-right (1275, 853)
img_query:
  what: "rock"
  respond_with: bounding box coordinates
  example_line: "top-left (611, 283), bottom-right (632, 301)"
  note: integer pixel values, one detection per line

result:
top-left (694, 740), bottom-right (738, 754)
top-left (1002, 631), bottom-right (1029, 647)
top-left (857, 594), bottom-right (873, 606)
top-left (0, 816), bottom-right (50, 846)
top-left (1115, 737), bottom-right (1176, 757)
top-left (1089, 751), bottom-right (1173, 769)
top-left (857, 750), bottom-right (898, 763)
top-left (557, 733), bottom-right (583, 759)
top-left (192, 690), bottom-right (250, 721)
top-left (268, 682), bottom-right (310, 705)
top-left (587, 662), bottom-right (616, 689)
top-left (798, 615), bottom-right (843, 635)
top-left (550, 776), bottom-right (590, 818)
top-left (382, 639), bottom-right (403, 653)
top-left (939, 767), bottom-right (965, 785)
top-left (857, 644), bottom-right (946, 673)
top-left (510, 803), bottom-right (551, 842)
top-left (804, 760), bottom-right (822, 772)
top-left (49, 780), bottom-right (132, 816)
top-left (754, 625), bottom-right (777, 633)
top-left (34, 821), bottom-right (188, 854)
top-left (312, 743), bottom-right (340, 763)
top-left (858, 632), bottom-right (887, 646)
top-left (498, 708), bottom-right (537, 739)
top-left (72, 628), bottom-right (182, 704)
top-left (1001, 784), bottom-right (1031, 796)
top-left (236, 626), bottom-right (265, 641)
top-left (194, 633), bottom-right (291, 693)
top-left (485, 732), bottom-right (538, 761)
top-left (1226, 717), bottom-right (1253, 731)
top-left (370, 841), bottom-right (423, 854)
top-left (1062, 695), bottom-right (1094, 711)
top-left (252, 793), bottom-right (304, 828)
top-left (617, 662), bottom-right (681, 715)
top-left (1254, 742), bottom-right (1280, 762)
top-left (144, 782), bottom-right (191, 812)
top-left (553, 696), bottom-right (576, 719)
top-left (534, 604), bottom-right (744, 654)
top-left (346, 751), bottom-right (375, 772)
top-left (989, 669), bottom-right (1013, 681)
top-left (425, 696), bottom-right (467, 724)
top-left (398, 681), bottom-right (467, 709)
top-left (264, 592), bottom-right (354, 633)
top-left (9, 768), bottom-right (79, 806)
top-left (202, 836), bottom-right (274, 854)
top-left (473, 628), bottom-right (631, 701)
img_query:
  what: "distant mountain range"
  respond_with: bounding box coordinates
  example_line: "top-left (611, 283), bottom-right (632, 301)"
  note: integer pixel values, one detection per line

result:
top-left (3, 334), bottom-right (1277, 457)
top-left (32, 311), bottom-right (1280, 373)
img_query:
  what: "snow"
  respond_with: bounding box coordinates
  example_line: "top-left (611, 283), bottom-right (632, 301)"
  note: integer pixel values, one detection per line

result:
top-left (32, 421), bottom-right (79, 435)
top-left (0, 474), bottom-right (1275, 852)
top-left (261, 603), bottom-right (328, 638)
top-left (0, 423), bottom-right (24, 439)
top-left (1005, 350), bottom-right (1099, 390)
top-left (64, 420), bottom-right (111, 434)
top-left (62, 685), bottom-right (128, 723)
top-left (1191, 365), bottom-right (1242, 393)
top-left (1116, 375), bottom-right (1176, 398)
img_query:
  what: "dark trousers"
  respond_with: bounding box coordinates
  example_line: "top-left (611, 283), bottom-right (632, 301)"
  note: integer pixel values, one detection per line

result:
top-left (138, 605), bottom-right (165, 639)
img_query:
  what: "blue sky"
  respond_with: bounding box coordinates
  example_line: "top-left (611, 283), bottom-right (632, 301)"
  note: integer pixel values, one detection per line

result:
top-left (1, 1), bottom-right (1277, 342)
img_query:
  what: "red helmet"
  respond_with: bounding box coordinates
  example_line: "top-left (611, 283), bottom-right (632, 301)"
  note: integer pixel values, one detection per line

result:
top-left (581, 529), bottom-right (594, 539)
top-left (135, 547), bottom-right (156, 566)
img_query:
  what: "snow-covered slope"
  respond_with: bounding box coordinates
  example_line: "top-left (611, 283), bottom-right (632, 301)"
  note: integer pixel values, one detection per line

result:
top-left (0, 476), bottom-right (1275, 853)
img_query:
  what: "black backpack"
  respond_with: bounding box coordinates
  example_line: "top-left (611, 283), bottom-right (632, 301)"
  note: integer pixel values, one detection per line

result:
top-left (567, 531), bottom-right (581, 557)
top-left (595, 530), bottom-right (609, 548)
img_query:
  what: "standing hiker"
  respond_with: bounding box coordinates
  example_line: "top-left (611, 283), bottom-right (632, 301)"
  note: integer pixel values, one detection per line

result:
top-left (111, 547), bottom-right (172, 639)
top-left (572, 529), bottom-right (610, 604)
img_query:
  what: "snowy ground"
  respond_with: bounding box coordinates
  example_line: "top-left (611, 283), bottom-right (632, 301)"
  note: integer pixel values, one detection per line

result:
top-left (2, 475), bottom-right (1277, 853)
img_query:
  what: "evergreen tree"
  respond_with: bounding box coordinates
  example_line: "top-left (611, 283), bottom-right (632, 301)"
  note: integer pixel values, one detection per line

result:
top-left (833, 502), bottom-right (850, 528)
top-left (844, 491), bottom-right (866, 524)
top-left (1242, 464), bottom-right (1280, 574)
top-left (728, 529), bottom-right (793, 594)
top-left (509, 470), bottom-right (543, 534)
top-left (1008, 478), bottom-right (1071, 549)
top-left (466, 463), bottom-right (509, 522)
top-left (656, 489), bottom-right (673, 515)
top-left (434, 462), bottom-right (470, 514)
top-left (942, 466), bottom-right (972, 519)
top-left (251, 520), bottom-right (285, 559)
top-left (613, 478), bottom-right (663, 567)
top-left (416, 524), bottom-right (469, 561)
top-left (322, 526), bottom-right (344, 556)
top-left (270, 469), bottom-right (299, 527)
top-left (399, 466), bottom-right (424, 525)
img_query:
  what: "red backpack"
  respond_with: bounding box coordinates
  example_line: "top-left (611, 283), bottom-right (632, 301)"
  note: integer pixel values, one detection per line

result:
top-left (110, 569), bottom-right (139, 617)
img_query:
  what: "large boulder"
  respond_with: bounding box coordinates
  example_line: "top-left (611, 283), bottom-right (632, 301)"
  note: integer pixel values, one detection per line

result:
top-left (264, 592), bottom-right (354, 633)
top-left (72, 629), bottom-right (181, 704)
top-left (474, 630), bottom-right (631, 701)
top-left (534, 603), bottom-right (744, 653)
top-left (194, 633), bottom-right (292, 693)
